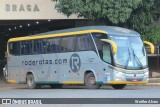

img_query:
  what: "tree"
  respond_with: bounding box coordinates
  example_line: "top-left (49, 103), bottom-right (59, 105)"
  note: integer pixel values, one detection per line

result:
top-left (54, 0), bottom-right (142, 24)
top-left (54, 0), bottom-right (160, 36)
top-left (142, 26), bottom-right (160, 44)
top-left (128, 0), bottom-right (160, 34)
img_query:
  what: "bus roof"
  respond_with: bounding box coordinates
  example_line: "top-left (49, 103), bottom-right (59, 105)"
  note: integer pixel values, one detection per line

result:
top-left (35, 26), bottom-right (140, 36)
top-left (8, 26), bottom-right (140, 42)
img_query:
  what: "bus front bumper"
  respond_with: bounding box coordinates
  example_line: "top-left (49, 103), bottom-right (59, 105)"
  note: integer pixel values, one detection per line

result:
top-left (104, 68), bottom-right (149, 85)
top-left (107, 81), bottom-right (148, 85)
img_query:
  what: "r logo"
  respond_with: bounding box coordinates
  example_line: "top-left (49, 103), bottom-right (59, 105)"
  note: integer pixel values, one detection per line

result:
top-left (70, 53), bottom-right (81, 73)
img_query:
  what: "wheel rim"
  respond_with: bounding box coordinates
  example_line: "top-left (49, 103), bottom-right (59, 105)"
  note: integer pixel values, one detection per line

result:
top-left (89, 77), bottom-right (96, 85)
top-left (28, 77), bottom-right (33, 86)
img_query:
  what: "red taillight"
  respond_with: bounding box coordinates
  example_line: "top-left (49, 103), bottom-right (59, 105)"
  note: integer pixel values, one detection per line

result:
top-left (7, 57), bottom-right (10, 62)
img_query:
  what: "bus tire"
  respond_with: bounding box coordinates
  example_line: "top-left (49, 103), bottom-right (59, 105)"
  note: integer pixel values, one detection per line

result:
top-left (85, 72), bottom-right (101, 89)
top-left (111, 84), bottom-right (126, 89)
top-left (27, 74), bottom-right (38, 89)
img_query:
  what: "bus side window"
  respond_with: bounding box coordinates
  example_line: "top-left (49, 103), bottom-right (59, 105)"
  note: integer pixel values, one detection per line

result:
top-left (9, 42), bottom-right (20, 55)
top-left (21, 41), bottom-right (33, 55)
top-left (92, 33), bottom-right (108, 58)
top-left (21, 41), bottom-right (27, 55)
top-left (76, 35), bottom-right (87, 51)
top-left (46, 38), bottom-right (60, 53)
top-left (26, 41), bottom-right (33, 55)
top-left (94, 38), bottom-right (103, 58)
top-left (86, 34), bottom-right (96, 51)
top-left (102, 42), bottom-right (112, 64)
top-left (68, 36), bottom-right (76, 52)
top-left (61, 36), bottom-right (75, 52)
top-left (76, 34), bottom-right (94, 51)
top-left (46, 39), bottom-right (53, 53)
top-left (33, 40), bottom-right (46, 54)
top-left (53, 38), bottom-right (60, 53)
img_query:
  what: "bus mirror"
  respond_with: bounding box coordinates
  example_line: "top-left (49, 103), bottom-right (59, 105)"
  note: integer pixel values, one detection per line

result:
top-left (101, 39), bottom-right (117, 54)
top-left (144, 41), bottom-right (154, 54)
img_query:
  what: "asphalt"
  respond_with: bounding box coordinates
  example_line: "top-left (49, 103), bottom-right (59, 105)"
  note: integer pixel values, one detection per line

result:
top-left (0, 78), bottom-right (27, 89)
top-left (0, 77), bottom-right (160, 89)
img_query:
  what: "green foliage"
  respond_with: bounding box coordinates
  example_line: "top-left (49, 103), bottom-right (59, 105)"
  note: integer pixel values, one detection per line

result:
top-left (142, 26), bottom-right (160, 44)
top-left (128, 0), bottom-right (160, 34)
top-left (54, 0), bottom-right (160, 35)
top-left (54, 0), bottom-right (142, 24)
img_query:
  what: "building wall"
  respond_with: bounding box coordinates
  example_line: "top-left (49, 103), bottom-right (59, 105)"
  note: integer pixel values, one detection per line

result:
top-left (0, 0), bottom-right (80, 20)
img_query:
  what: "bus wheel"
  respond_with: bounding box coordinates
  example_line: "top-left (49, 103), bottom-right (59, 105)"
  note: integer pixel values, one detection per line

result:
top-left (111, 84), bottom-right (126, 89)
top-left (27, 74), bottom-right (38, 89)
top-left (85, 73), bottom-right (101, 89)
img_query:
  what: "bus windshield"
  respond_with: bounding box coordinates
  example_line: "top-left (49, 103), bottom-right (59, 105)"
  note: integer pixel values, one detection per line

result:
top-left (109, 35), bottom-right (147, 69)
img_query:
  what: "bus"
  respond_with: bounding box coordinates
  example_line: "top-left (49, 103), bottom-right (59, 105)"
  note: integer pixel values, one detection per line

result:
top-left (5, 26), bottom-right (154, 89)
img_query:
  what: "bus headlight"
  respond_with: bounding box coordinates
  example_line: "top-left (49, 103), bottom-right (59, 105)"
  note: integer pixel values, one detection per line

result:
top-left (144, 71), bottom-right (149, 77)
top-left (115, 71), bottom-right (124, 76)
top-left (143, 69), bottom-right (149, 77)
top-left (114, 70), bottom-right (125, 81)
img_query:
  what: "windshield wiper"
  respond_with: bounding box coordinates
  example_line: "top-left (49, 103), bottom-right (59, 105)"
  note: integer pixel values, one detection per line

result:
top-left (133, 50), bottom-right (143, 69)
top-left (125, 48), bottom-right (131, 69)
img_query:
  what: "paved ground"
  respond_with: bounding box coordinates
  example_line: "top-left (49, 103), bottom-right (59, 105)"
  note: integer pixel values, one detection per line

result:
top-left (0, 85), bottom-right (160, 107)
top-left (1, 77), bottom-right (160, 89)
top-left (0, 78), bottom-right (160, 107)
top-left (0, 80), bottom-right (160, 98)
top-left (0, 77), bottom-right (160, 88)
top-left (0, 85), bottom-right (160, 98)
top-left (148, 78), bottom-right (160, 83)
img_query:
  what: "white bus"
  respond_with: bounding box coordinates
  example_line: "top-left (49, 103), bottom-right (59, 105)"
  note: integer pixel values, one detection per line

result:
top-left (5, 26), bottom-right (154, 89)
